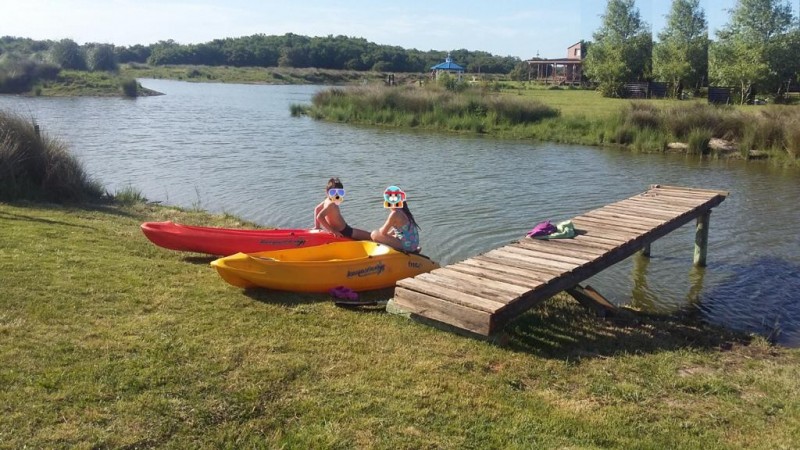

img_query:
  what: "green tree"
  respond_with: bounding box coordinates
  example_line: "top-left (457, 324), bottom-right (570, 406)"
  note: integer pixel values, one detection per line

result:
top-left (49, 39), bottom-right (86, 70)
top-left (709, 39), bottom-right (769, 103)
top-left (652, 0), bottom-right (708, 97)
top-left (86, 44), bottom-right (118, 72)
top-left (709, 0), bottom-right (797, 102)
top-left (584, 0), bottom-right (652, 97)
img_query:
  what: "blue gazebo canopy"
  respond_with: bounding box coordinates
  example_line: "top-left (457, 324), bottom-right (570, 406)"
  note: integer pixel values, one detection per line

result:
top-left (431, 54), bottom-right (464, 71)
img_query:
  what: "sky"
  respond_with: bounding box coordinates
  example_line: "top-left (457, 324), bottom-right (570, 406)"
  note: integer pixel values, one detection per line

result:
top-left (2, 0), bottom-right (799, 60)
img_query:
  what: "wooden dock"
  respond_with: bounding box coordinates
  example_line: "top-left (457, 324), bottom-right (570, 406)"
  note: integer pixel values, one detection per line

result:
top-left (389, 185), bottom-right (728, 337)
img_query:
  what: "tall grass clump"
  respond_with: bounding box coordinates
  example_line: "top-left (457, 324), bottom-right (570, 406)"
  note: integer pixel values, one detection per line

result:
top-left (686, 128), bottom-right (713, 155)
top-left (624, 103), bottom-right (661, 130)
top-left (107, 185), bottom-right (147, 205)
top-left (784, 118), bottom-right (800, 160)
top-left (120, 78), bottom-right (139, 98)
top-left (306, 85), bottom-right (558, 133)
top-left (659, 103), bottom-right (732, 140)
top-left (0, 110), bottom-right (103, 202)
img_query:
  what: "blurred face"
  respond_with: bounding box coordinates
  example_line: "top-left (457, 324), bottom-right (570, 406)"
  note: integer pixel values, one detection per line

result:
top-left (328, 188), bottom-right (345, 205)
top-left (383, 186), bottom-right (405, 208)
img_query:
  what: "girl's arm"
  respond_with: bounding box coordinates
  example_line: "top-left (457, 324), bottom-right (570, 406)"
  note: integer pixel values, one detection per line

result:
top-left (376, 210), bottom-right (399, 236)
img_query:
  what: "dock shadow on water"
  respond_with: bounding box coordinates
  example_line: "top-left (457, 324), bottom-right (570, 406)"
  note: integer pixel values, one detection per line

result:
top-left (504, 296), bottom-right (753, 360)
top-left (699, 256), bottom-right (800, 347)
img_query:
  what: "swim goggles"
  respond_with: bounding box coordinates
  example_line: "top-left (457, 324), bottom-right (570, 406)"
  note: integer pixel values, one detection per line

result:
top-left (328, 188), bottom-right (345, 199)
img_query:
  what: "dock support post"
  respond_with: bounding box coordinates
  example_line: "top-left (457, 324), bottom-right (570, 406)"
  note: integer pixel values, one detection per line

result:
top-left (640, 243), bottom-right (651, 257)
top-left (694, 211), bottom-right (711, 267)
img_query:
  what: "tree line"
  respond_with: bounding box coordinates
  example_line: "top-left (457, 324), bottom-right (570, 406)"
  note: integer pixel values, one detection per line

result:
top-left (0, 33), bottom-right (519, 93)
top-left (585, 0), bottom-right (800, 102)
top-left (2, 0), bottom-right (799, 102)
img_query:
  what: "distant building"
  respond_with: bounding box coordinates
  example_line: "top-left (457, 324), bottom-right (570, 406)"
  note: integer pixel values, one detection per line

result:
top-left (431, 54), bottom-right (465, 81)
top-left (526, 42), bottom-right (585, 85)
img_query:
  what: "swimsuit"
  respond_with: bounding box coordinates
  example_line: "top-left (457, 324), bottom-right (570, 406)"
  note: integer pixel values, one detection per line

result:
top-left (339, 223), bottom-right (354, 238)
top-left (392, 212), bottom-right (420, 252)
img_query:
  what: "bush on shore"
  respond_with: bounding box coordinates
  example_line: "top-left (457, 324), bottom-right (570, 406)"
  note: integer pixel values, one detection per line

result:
top-left (305, 85), bottom-right (560, 132)
top-left (302, 84), bottom-right (800, 165)
top-left (614, 103), bottom-right (800, 161)
top-left (0, 110), bottom-right (104, 202)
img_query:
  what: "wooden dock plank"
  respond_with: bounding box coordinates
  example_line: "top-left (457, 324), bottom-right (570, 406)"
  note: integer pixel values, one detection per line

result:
top-left (455, 259), bottom-right (552, 286)
top-left (419, 269), bottom-right (529, 299)
top-left (479, 251), bottom-right (567, 276)
top-left (514, 239), bottom-right (606, 260)
top-left (580, 213), bottom-right (659, 231)
top-left (393, 287), bottom-right (492, 335)
top-left (390, 185), bottom-right (728, 336)
top-left (396, 277), bottom-right (507, 313)
top-left (628, 196), bottom-right (708, 210)
top-left (507, 242), bottom-right (592, 265)
top-left (489, 247), bottom-right (581, 272)
top-left (588, 209), bottom-right (666, 225)
top-left (601, 203), bottom-right (677, 221)
top-left (649, 184), bottom-right (729, 197)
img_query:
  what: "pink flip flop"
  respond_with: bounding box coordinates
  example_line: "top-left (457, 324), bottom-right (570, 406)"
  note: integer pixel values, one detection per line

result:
top-left (329, 286), bottom-right (358, 301)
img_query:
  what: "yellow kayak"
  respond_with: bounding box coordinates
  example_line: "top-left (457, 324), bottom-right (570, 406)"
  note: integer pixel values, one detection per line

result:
top-left (210, 241), bottom-right (439, 292)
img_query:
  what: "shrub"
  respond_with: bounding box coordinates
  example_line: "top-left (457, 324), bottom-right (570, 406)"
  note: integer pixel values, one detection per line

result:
top-left (108, 185), bottom-right (147, 205)
top-left (49, 38), bottom-right (87, 70)
top-left (686, 128), bottom-right (712, 155)
top-left (0, 54), bottom-right (60, 94)
top-left (120, 78), bottom-right (138, 97)
top-left (0, 111), bottom-right (103, 202)
top-left (784, 119), bottom-right (800, 159)
top-left (87, 44), bottom-right (118, 72)
top-left (625, 103), bottom-right (661, 129)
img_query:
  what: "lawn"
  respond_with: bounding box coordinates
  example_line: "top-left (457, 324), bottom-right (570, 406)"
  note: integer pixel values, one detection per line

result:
top-left (2, 201), bottom-right (799, 448)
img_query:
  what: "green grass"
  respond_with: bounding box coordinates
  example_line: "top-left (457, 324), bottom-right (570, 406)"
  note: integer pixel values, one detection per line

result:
top-left (2, 201), bottom-right (800, 448)
top-left (1, 110), bottom-right (104, 202)
top-left (35, 70), bottom-right (160, 97)
top-left (120, 64), bottom-right (401, 86)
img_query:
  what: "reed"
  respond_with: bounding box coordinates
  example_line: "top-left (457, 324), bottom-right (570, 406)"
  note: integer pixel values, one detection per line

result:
top-left (108, 185), bottom-right (147, 205)
top-left (0, 111), bottom-right (103, 202)
top-left (686, 128), bottom-right (713, 155)
top-left (784, 119), bottom-right (800, 160)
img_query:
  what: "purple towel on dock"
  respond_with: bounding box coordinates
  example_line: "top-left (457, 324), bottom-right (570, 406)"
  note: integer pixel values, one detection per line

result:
top-left (526, 220), bottom-right (557, 238)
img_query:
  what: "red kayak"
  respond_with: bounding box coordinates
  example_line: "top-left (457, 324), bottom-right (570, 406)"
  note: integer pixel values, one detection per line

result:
top-left (140, 221), bottom-right (350, 255)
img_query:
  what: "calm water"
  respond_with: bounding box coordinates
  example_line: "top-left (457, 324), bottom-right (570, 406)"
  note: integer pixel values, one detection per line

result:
top-left (2, 79), bottom-right (799, 346)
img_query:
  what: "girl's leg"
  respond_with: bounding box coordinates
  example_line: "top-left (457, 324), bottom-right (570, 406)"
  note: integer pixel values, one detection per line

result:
top-left (350, 227), bottom-right (372, 240)
top-left (370, 229), bottom-right (404, 251)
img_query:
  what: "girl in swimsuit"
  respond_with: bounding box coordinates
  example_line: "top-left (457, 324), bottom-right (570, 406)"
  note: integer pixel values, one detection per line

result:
top-left (370, 186), bottom-right (421, 252)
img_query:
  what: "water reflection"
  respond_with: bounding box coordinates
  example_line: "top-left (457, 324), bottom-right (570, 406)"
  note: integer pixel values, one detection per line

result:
top-left (701, 257), bottom-right (800, 347)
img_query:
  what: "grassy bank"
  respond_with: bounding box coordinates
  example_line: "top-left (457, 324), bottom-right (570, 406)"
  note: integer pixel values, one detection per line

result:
top-left (298, 85), bottom-right (559, 133)
top-left (11, 64), bottom-right (411, 97)
top-left (32, 70), bottom-right (161, 97)
top-left (119, 64), bottom-right (406, 86)
top-left (300, 84), bottom-right (800, 166)
top-left (2, 200), bottom-right (800, 447)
